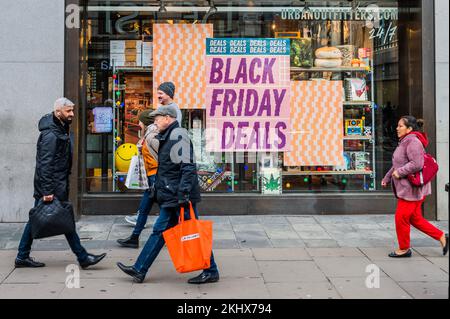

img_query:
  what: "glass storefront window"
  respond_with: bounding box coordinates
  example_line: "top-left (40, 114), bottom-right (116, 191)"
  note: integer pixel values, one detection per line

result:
top-left (82, 0), bottom-right (399, 195)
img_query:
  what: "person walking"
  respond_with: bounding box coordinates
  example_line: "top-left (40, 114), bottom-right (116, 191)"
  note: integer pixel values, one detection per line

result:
top-left (124, 81), bottom-right (182, 227)
top-left (382, 115), bottom-right (448, 257)
top-left (15, 98), bottom-right (107, 268)
top-left (117, 110), bottom-right (159, 248)
top-left (116, 104), bottom-right (219, 284)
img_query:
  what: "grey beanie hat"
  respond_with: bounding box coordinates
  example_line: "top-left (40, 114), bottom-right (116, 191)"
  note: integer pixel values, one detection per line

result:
top-left (157, 82), bottom-right (175, 99)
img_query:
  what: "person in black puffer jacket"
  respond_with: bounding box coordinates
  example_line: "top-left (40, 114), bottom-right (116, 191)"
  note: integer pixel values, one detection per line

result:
top-left (33, 111), bottom-right (72, 201)
top-left (117, 104), bottom-right (220, 284)
top-left (15, 98), bottom-right (107, 269)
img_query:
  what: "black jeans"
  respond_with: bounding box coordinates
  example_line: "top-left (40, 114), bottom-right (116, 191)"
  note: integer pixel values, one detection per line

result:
top-left (16, 199), bottom-right (88, 262)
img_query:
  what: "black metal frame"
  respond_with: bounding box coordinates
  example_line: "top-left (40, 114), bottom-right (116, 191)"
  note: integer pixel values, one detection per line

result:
top-left (65, 0), bottom-right (438, 218)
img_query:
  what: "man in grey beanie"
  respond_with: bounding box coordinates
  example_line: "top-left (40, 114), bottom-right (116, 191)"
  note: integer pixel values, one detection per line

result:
top-left (123, 82), bottom-right (183, 229)
top-left (157, 81), bottom-right (182, 126)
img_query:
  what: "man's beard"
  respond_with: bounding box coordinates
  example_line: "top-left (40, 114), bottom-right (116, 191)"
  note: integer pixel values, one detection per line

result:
top-left (62, 117), bottom-right (73, 125)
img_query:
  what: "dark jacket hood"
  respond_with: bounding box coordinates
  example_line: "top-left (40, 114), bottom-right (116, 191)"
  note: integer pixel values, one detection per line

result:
top-left (38, 113), bottom-right (69, 137)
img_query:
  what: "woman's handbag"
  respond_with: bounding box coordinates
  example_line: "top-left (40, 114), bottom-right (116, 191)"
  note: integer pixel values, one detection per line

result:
top-left (29, 199), bottom-right (76, 239)
top-left (163, 202), bottom-right (213, 273)
top-left (407, 153), bottom-right (439, 187)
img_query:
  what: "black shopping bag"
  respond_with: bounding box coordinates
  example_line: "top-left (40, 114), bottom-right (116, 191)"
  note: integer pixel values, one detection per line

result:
top-left (29, 199), bottom-right (76, 239)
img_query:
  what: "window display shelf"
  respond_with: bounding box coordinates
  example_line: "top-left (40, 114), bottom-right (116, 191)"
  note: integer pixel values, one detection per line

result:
top-left (343, 101), bottom-right (372, 106)
top-left (343, 136), bottom-right (372, 141)
top-left (115, 66), bottom-right (152, 73)
top-left (291, 67), bottom-right (369, 73)
top-left (283, 170), bottom-right (373, 176)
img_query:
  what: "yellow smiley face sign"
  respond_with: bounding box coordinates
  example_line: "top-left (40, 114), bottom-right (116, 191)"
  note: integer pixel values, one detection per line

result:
top-left (115, 143), bottom-right (138, 172)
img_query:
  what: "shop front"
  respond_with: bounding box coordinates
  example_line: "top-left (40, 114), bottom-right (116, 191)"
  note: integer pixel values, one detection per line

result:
top-left (66, 0), bottom-right (437, 217)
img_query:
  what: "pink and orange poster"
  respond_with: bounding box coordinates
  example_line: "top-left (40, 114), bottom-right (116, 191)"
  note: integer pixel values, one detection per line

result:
top-left (284, 80), bottom-right (344, 166)
top-left (152, 24), bottom-right (213, 109)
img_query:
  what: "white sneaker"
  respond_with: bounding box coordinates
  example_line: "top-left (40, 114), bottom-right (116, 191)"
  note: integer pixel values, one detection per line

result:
top-left (125, 215), bottom-right (138, 226)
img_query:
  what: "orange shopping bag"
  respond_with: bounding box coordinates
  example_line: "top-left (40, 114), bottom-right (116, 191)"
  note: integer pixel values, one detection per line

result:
top-left (162, 202), bottom-right (213, 273)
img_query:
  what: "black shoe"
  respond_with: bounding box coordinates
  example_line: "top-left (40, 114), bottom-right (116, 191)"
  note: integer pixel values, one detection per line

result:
top-left (15, 257), bottom-right (45, 268)
top-left (388, 249), bottom-right (412, 258)
top-left (117, 262), bottom-right (145, 283)
top-left (443, 233), bottom-right (449, 256)
top-left (188, 271), bottom-right (220, 284)
top-left (79, 253), bottom-right (107, 269)
top-left (117, 234), bottom-right (139, 248)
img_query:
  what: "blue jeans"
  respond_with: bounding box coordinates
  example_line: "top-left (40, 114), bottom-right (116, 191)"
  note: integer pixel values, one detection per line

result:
top-left (133, 175), bottom-right (156, 236)
top-left (17, 199), bottom-right (89, 263)
top-left (134, 204), bottom-right (218, 276)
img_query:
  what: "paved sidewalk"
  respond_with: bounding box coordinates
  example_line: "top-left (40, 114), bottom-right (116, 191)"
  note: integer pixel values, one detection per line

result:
top-left (0, 215), bottom-right (448, 299)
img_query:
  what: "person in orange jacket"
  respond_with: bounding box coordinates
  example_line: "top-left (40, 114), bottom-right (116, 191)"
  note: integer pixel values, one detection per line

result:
top-left (117, 109), bottom-right (159, 248)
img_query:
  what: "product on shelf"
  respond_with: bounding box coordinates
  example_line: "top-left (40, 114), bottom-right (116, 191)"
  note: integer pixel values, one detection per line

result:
top-left (335, 45), bottom-right (355, 67)
top-left (314, 58), bottom-right (342, 68)
top-left (351, 58), bottom-right (362, 67)
top-left (358, 48), bottom-right (372, 67)
top-left (290, 38), bottom-right (313, 67)
top-left (364, 126), bottom-right (372, 136)
top-left (349, 152), bottom-right (370, 171)
top-left (334, 152), bottom-right (351, 171)
top-left (314, 46), bottom-right (343, 68)
top-left (315, 46), bottom-right (342, 59)
top-left (345, 78), bottom-right (368, 101)
top-left (345, 119), bottom-right (364, 136)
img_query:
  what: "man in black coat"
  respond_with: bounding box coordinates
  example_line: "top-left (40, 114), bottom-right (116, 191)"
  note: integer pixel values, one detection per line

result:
top-left (15, 98), bottom-right (106, 269)
top-left (117, 104), bottom-right (219, 284)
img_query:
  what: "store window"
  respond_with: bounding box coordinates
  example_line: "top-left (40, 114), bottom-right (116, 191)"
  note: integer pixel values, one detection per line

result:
top-left (82, 0), bottom-right (399, 195)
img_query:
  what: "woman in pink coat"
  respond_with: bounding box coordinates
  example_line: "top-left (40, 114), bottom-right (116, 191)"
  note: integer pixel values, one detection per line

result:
top-left (382, 116), bottom-right (448, 257)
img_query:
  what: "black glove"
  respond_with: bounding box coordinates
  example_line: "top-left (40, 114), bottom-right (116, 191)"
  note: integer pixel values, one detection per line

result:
top-left (178, 194), bottom-right (190, 210)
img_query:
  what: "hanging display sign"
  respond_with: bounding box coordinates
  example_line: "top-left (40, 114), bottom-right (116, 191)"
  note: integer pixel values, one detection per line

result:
top-left (205, 38), bottom-right (291, 152)
top-left (92, 106), bottom-right (113, 133)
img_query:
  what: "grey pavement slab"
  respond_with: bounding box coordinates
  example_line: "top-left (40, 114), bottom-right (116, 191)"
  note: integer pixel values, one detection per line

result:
top-left (297, 231), bottom-right (333, 240)
top-left (257, 261), bottom-right (328, 283)
top-left (257, 216), bottom-right (290, 225)
top-left (397, 281), bottom-right (449, 299)
top-left (266, 282), bottom-right (341, 299)
top-left (269, 239), bottom-right (306, 248)
top-left (232, 223), bottom-right (265, 232)
top-left (306, 247), bottom-right (365, 257)
top-left (59, 279), bottom-right (133, 299)
top-left (304, 239), bottom-right (340, 248)
top-left (291, 223), bottom-right (327, 232)
top-left (213, 230), bottom-right (236, 240)
top-left (212, 239), bottom-right (240, 249)
top-left (239, 239), bottom-right (272, 249)
top-left (198, 277), bottom-right (270, 299)
top-left (251, 248), bottom-right (311, 261)
top-left (313, 256), bottom-right (387, 278)
top-left (424, 257), bottom-right (449, 273)
top-left (359, 247), bottom-right (428, 261)
top-left (265, 229), bottom-right (300, 240)
top-left (0, 283), bottom-right (65, 299)
top-left (214, 256), bottom-right (262, 279)
top-left (413, 246), bottom-right (447, 257)
top-left (375, 260), bottom-right (449, 282)
top-left (329, 277), bottom-right (412, 299)
top-left (286, 216), bottom-right (318, 225)
top-left (130, 282), bottom-right (200, 299)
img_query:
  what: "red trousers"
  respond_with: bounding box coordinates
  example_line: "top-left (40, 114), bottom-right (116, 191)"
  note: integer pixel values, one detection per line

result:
top-left (395, 198), bottom-right (444, 250)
